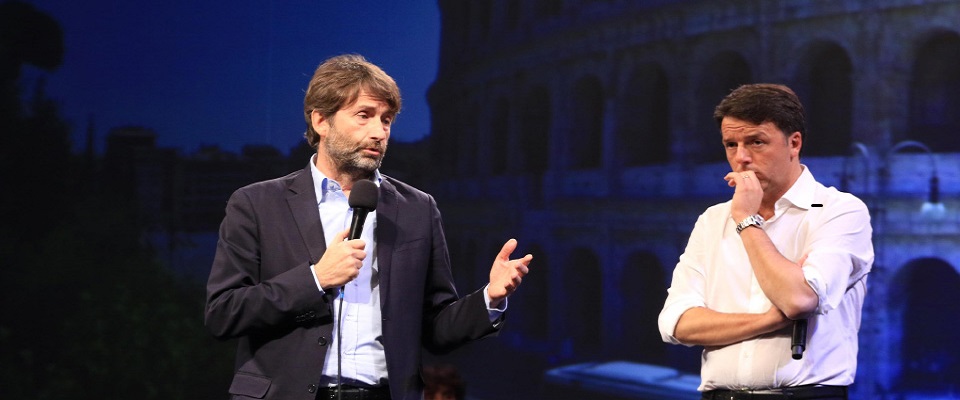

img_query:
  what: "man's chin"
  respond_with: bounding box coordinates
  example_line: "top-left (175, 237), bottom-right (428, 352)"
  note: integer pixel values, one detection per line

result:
top-left (341, 158), bottom-right (381, 175)
top-left (360, 158), bottom-right (382, 170)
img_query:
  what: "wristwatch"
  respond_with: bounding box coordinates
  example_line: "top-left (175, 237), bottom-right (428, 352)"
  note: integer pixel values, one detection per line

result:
top-left (735, 214), bottom-right (765, 234)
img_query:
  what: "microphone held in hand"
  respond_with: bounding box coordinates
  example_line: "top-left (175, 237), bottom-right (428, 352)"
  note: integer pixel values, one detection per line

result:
top-left (791, 319), bottom-right (808, 360)
top-left (347, 179), bottom-right (379, 240)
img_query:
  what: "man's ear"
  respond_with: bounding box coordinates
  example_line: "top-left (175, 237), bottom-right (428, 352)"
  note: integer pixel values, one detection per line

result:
top-left (311, 111), bottom-right (328, 139)
top-left (790, 131), bottom-right (802, 157)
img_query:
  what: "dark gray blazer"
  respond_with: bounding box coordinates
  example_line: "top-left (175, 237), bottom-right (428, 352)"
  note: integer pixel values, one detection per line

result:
top-left (205, 166), bottom-right (499, 400)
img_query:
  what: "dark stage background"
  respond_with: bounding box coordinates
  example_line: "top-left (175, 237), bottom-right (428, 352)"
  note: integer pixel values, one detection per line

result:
top-left (2, 1), bottom-right (959, 399)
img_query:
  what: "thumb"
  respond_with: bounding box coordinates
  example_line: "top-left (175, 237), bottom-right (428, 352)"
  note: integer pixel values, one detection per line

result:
top-left (497, 238), bottom-right (518, 260)
top-left (333, 228), bottom-right (350, 243)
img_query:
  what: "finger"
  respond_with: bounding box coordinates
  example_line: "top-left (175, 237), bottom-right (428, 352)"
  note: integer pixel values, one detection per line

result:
top-left (516, 255), bottom-right (532, 274)
top-left (497, 238), bottom-right (518, 260)
top-left (517, 263), bottom-right (530, 276)
top-left (740, 172), bottom-right (758, 186)
top-left (333, 228), bottom-right (350, 242)
top-left (724, 172), bottom-right (739, 187)
top-left (346, 238), bottom-right (367, 249)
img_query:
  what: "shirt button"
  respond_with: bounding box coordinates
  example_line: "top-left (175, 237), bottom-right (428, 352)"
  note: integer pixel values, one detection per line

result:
top-left (318, 336), bottom-right (328, 346)
top-left (308, 384), bottom-right (317, 393)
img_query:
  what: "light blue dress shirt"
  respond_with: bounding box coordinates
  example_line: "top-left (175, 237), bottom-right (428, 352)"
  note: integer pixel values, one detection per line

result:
top-left (309, 160), bottom-right (388, 386)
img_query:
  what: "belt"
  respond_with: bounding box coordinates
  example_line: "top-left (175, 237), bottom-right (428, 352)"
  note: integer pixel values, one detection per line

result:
top-left (316, 384), bottom-right (391, 400)
top-left (702, 385), bottom-right (847, 400)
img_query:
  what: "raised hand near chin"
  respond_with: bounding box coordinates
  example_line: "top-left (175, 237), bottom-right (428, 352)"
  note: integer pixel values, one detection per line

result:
top-left (725, 171), bottom-right (763, 222)
top-left (487, 238), bottom-right (533, 307)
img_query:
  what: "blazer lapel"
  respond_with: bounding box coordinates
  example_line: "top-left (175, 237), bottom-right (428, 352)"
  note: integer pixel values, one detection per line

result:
top-left (286, 166), bottom-right (327, 264)
top-left (376, 178), bottom-right (399, 312)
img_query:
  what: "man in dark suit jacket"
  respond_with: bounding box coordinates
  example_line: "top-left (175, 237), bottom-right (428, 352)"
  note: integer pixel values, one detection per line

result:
top-left (205, 54), bottom-right (532, 400)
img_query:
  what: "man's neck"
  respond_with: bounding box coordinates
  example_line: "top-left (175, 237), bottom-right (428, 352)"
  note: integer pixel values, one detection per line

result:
top-left (314, 153), bottom-right (371, 190)
top-left (759, 164), bottom-right (804, 219)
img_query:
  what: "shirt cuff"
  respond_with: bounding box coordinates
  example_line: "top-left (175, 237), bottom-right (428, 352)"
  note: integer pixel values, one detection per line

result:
top-left (802, 265), bottom-right (828, 314)
top-left (483, 285), bottom-right (507, 323)
top-left (658, 299), bottom-right (703, 346)
top-left (310, 263), bottom-right (326, 294)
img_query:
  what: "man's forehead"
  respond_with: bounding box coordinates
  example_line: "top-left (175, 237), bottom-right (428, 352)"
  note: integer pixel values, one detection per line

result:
top-left (344, 91), bottom-right (389, 109)
top-left (721, 119), bottom-right (777, 137)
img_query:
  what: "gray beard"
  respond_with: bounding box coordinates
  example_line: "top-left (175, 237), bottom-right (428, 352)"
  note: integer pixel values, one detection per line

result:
top-left (323, 132), bottom-right (386, 180)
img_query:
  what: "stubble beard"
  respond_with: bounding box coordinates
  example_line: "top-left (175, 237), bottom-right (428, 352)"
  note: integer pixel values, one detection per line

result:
top-left (323, 125), bottom-right (387, 181)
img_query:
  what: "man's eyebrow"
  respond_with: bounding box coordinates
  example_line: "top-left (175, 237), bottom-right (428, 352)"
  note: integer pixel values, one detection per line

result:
top-left (346, 104), bottom-right (381, 115)
top-left (722, 131), bottom-right (767, 142)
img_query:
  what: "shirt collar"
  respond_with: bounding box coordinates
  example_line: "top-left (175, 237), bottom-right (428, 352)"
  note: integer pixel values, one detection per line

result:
top-left (308, 154), bottom-right (383, 203)
top-left (776, 164), bottom-right (816, 211)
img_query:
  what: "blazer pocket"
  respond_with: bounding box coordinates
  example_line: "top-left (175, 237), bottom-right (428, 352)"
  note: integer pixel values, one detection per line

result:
top-left (229, 372), bottom-right (272, 399)
top-left (394, 237), bottom-right (427, 253)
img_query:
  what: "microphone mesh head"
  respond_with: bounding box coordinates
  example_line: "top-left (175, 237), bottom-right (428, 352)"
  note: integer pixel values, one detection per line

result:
top-left (348, 179), bottom-right (379, 210)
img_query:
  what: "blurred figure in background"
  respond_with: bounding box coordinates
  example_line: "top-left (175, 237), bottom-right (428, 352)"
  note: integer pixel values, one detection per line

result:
top-left (423, 364), bottom-right (465, 400)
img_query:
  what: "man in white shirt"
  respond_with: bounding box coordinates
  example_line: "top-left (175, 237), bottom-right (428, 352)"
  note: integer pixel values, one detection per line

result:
top-left (658, 84), bottom-right (873, 400)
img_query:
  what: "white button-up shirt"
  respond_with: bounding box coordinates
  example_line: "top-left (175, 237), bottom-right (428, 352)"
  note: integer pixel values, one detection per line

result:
top-left (659, 166), bottom-right (874, 391)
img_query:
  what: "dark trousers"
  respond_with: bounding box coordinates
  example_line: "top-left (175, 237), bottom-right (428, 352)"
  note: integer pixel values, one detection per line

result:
top-left (701, 384), bottom-right (848, 400)
top-left (315, 384), bottom-right (391, 400)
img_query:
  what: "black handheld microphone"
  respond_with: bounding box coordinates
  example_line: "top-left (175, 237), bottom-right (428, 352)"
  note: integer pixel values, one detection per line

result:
top-left (347, 179), bottom-right (379, 240)
top-left (791, 319), bottom-right (808, 360)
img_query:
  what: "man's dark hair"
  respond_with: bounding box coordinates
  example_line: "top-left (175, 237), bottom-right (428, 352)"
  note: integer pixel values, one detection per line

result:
top-left (713, 83), bottom-right (806, 140)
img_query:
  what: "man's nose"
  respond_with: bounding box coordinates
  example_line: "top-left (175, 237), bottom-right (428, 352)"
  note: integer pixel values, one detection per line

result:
top-left (734, 144), bottom-right (751, 164)
top-left (367, 119), bottom-right (389, 140)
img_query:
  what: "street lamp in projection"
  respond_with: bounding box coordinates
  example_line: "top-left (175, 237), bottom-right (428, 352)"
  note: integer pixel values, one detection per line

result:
top-left (883, 140), bottom-right (944, 219)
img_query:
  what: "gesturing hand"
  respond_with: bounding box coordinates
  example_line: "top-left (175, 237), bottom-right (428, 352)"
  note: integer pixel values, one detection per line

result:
top-left (313, 229), bottom-right (366, 290)
top-left (487, 238), bottom-right (533, 307)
